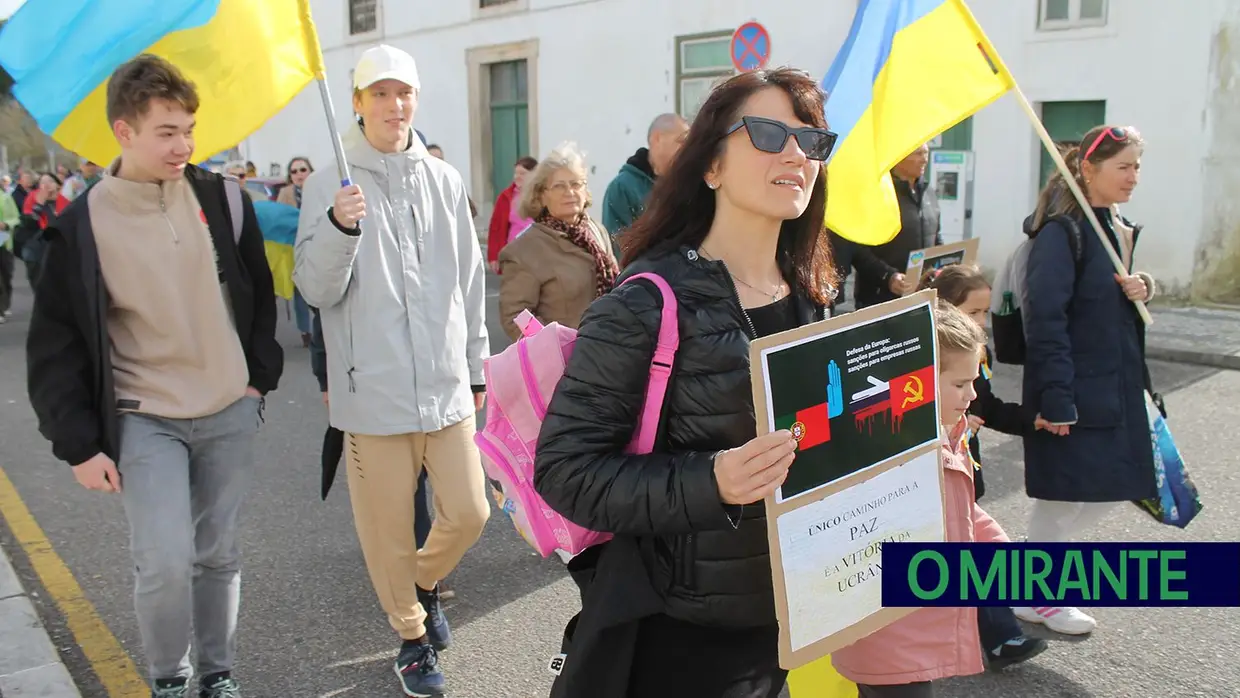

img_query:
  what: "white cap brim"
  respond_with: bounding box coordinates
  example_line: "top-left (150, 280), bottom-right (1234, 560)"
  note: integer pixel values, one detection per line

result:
top-left (355, 70), bottom-right (419, 91)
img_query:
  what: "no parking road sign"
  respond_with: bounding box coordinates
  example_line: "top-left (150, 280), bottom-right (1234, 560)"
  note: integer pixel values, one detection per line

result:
top-left (731, 21), bottom-right (771, 72)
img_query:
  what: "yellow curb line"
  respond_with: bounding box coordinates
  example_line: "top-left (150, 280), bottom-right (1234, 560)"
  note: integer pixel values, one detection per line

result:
top-left (0, 464), bottom-right (147, 696)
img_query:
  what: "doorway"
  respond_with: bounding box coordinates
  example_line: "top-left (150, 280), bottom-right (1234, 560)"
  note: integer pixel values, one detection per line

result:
top-left (488, 60), bottom-right (530, 202)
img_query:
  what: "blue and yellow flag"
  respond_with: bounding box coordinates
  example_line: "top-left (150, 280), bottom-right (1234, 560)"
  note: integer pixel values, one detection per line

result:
top-left (821, 0), bottom-right (1015, 245)
top-left (254, 200), bottom-right (299, 301)
top-left (0, 0), bottom-right (326, 167)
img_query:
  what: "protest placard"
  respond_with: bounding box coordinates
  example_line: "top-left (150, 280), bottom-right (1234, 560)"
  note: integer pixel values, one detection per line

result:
top-left (750, 291), bottom-right (947, 669)
top-left (905, 238), bottom-right (980, 282)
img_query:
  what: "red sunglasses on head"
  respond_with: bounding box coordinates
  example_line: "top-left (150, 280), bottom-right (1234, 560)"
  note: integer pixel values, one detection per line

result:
top-left (1082, 126), bottom-right (1128, 161)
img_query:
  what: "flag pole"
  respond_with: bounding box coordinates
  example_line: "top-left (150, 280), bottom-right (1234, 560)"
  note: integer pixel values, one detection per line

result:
top-left (315, 77), bottom-right (352, 187)
top-left (1010, 86), bottom-right (1152, 325)
top-left (297, 0), bottom-right (351, 186)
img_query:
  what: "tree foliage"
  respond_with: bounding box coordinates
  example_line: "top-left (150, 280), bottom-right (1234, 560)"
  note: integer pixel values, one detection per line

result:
top-left (0, 18), bottom-right (76, 170)
top-left (0, 19), bottom-right (12, 102)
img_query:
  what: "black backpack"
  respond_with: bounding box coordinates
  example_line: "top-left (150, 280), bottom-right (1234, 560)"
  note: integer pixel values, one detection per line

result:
top-left (990, 214), bottom-right (1084, 365)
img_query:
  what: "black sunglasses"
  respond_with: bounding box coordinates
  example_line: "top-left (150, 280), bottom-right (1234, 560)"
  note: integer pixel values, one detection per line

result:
top-left (726, 116), bottom-right (838, 161)
top-left (290, 167), bottom-right (310, 174)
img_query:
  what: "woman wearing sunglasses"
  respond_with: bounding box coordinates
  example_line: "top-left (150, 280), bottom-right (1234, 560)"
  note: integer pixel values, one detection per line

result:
top-left (534, 68), bottom-right (837, 698)
top-left (277, 156), bottom-right (313, 208)
top-left (1018, 125), bottom-right (1157, 635)
top-left (278, 156), bottom-right (316, 346)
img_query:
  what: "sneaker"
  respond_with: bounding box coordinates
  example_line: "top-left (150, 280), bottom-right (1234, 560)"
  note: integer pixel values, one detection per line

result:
top-left (395, 642), bottom-right (446, 697)
top-left (199, 673), bottom-right (241, 698)
top-left (1013, 605), bottom-right (1096, 635)
top-left (418, 584), bottom-right (452, 651)
top-left (439, 577), bottom-right (456, 601)
top-left (151, 679), bottom-right (189, 698)
top-left (987, 636), bottom-right (1049, 671)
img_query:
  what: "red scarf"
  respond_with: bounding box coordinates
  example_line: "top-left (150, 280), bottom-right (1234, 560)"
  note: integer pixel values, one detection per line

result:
top-left (537, 214), bottom-right (618, 299)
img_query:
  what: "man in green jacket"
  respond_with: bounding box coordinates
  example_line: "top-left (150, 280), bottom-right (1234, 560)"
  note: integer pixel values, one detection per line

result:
top-left (0, 190), bottom-right (19, 322)
top-left (601, 113), bottom-right (688, 255)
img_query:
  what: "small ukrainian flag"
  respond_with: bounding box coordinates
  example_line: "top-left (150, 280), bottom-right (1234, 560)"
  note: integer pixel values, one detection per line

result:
top-left (254, 200), bottom-right (299, 301)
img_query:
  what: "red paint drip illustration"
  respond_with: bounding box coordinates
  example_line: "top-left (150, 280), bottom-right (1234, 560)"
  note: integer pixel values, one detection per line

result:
top-left (853, 399), bottom-right (905, 435)
top-left (851, 365), bottom-right (935, 435)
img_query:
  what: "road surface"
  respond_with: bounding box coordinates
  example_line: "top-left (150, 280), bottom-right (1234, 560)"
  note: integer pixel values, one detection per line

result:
top-left (1, 275), bottom-right (1237, 697)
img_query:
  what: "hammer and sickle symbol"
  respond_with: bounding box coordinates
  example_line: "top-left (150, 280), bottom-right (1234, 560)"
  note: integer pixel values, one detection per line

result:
top-left (900, 375), bottom-right (925, 409)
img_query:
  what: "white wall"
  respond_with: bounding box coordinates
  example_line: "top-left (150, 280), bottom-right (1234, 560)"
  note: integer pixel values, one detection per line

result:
top-left (243, 0), bottom-right (1222, 291)
top-left (967, 0), bottom-right (1220, 291)
top-left (245, 0), bottom-right (858, 194)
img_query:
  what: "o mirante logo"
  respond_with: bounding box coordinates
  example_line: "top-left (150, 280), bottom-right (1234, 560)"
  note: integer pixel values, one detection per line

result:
top-left (880, 543), bottom-right (1240, 608)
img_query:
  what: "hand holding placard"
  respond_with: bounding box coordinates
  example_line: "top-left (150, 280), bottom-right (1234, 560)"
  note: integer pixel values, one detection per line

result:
top-left (714, 431), bottom-right (798, 505)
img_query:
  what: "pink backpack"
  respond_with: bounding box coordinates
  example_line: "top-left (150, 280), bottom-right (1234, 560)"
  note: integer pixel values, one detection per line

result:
top-left (475, 273), bottom-right (679, 560)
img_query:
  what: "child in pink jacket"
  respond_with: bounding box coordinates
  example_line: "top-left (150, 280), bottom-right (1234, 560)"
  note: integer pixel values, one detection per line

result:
top-left (832, 301), bottom-right (1010, 697)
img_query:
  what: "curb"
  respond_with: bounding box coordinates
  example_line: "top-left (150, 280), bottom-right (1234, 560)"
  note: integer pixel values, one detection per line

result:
top-left (1146, 345), bottom-right (1240, 372)
top-left (0, 546), bottom-right (82, 698)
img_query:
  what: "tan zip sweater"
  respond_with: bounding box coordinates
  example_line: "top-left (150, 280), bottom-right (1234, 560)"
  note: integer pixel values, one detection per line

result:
top-left (88, 162), bottom-right (249, 419)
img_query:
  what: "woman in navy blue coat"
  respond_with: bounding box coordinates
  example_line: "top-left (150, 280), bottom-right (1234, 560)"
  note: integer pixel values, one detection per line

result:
top-left (1017, 125), bottom-right (1158, 636)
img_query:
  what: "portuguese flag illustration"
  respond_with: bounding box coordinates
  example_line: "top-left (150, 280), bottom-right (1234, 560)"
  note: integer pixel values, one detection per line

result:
top-left (776, 402), bottom-right (832, 450)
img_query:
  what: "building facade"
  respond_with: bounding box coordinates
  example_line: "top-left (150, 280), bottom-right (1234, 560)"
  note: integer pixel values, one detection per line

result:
top-left (245, 0), bottom-right (1240, 300)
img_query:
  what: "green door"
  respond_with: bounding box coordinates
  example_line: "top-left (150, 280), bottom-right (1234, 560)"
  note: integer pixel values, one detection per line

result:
top-left (935, 116), bottom-right (973, 151)
top-left (489, 60), bottom-right (530, 201)
top-left (1039, 100), bottom-right (1106, 186)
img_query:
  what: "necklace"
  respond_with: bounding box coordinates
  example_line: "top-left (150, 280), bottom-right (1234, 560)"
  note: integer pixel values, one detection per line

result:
top-left (699, 246), bottom-right (787, 302)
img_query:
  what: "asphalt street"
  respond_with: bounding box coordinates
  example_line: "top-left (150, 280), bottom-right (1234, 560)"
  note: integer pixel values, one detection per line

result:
top-left (1, 273), bottom-right (1238, 698)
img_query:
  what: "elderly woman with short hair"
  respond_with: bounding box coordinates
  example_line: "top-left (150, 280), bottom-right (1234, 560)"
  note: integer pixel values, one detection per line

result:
top-left (498, 142), bottom-right (618, 342)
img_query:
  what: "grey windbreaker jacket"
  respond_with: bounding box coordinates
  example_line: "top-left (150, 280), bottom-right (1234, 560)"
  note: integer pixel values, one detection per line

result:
top-left (293, 124), bottom-right (488, 435)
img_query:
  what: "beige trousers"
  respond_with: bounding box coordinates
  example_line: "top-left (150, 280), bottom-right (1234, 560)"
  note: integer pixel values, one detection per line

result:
top-left (345, 414), bottom-right (490, 639)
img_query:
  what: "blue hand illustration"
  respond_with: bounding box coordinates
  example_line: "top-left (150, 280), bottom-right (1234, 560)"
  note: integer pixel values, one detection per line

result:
top-left (827, 359), bottom-right (844, 418)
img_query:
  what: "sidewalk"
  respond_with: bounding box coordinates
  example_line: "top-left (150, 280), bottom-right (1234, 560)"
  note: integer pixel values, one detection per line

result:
top-left (1145, 305), bottom-right (1240, 371)
top-left (834, 273), bottom-right (1240, 372)
top-left (0, 538), bottom-right (81, 697)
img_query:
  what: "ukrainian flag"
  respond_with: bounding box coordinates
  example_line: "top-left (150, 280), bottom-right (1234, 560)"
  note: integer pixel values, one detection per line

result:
top-left (254, 200), bottom-right (299, 301)
top-left (0, 0), bottom-right (326, 167)
top-left (822, 0), bottom-right (1015, 244)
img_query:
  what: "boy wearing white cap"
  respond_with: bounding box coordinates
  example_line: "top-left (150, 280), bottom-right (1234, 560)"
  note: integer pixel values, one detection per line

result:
top-left (293, 44), bottom-right (490, 697)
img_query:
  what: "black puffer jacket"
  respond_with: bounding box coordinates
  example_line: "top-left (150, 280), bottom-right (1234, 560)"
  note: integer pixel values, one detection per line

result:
top-left (535, 247), bottom-right (825, 628)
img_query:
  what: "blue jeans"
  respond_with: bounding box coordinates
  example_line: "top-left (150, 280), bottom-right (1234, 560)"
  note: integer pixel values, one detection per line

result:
top-left (293, 287), bottom-right (312, 335)
top-left (978, 605), bottom-right (1023, 652)
top-left (415, 468), bottom-right (431, 549)
top-left (118, 396), bottom-right (260, 681)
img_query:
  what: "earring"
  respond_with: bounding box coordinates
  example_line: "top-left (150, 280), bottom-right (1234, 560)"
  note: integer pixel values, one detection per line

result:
top-left (707, 181), bottom-right (719, 190)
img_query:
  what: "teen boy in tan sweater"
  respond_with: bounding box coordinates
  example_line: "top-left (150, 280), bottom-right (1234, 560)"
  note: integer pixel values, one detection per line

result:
top-left (26, 55), bottom-right (282, 698)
